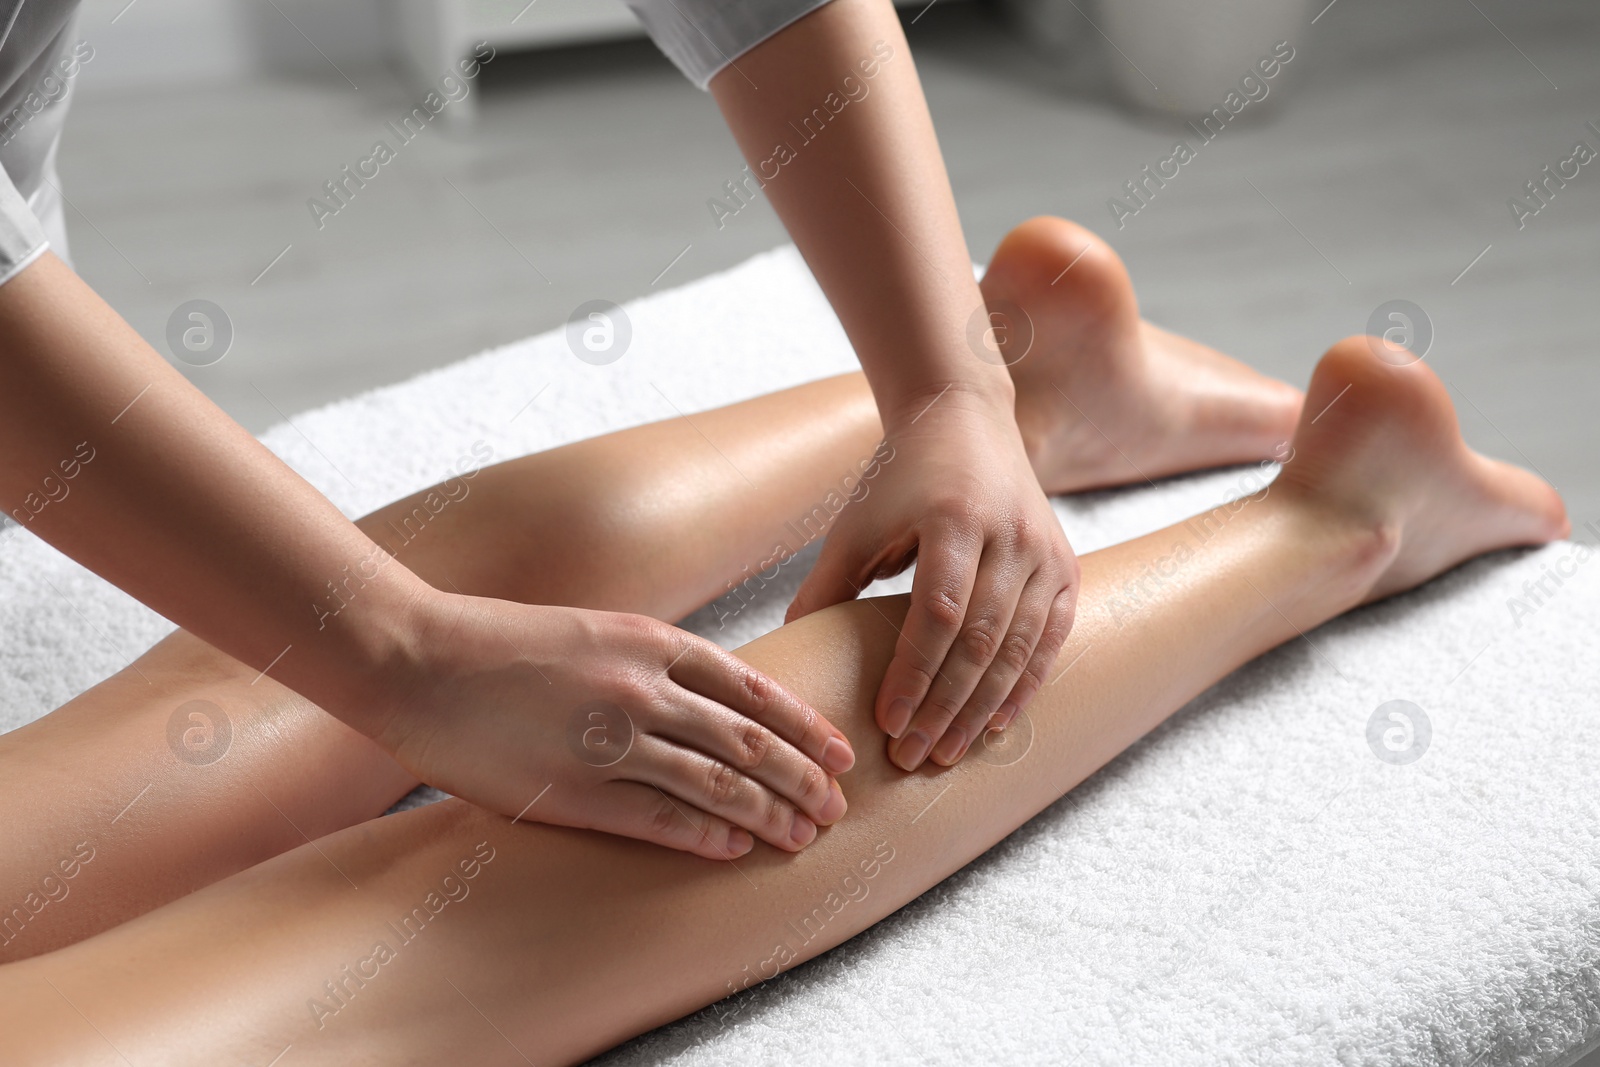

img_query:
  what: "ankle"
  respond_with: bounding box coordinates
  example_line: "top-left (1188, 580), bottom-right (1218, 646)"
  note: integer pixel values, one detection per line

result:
top-left (1275, 485), bottom-right (1404, 608)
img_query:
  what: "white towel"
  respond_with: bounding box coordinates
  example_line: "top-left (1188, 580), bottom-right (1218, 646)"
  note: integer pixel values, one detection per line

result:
top-left (1, 247), bottom-right (1596, 1066)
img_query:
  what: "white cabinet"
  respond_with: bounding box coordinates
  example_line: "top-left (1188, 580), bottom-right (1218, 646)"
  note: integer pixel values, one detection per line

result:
top-left (392, 0), bottom-right (641, 121)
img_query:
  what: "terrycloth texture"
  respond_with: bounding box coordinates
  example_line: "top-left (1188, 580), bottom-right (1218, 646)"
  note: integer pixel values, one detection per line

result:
top-left (1, 247), bottom-right (1597, 1066)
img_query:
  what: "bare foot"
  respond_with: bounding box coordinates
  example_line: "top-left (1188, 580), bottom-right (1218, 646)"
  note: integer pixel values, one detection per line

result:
top-left (1277, 336), bottom-right (1569, 603)
top-left (979, 216), bottom-right (1304, 495)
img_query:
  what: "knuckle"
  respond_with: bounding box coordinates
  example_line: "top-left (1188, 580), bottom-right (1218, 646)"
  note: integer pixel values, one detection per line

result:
top-left (929, 493), bottom-right (973, 525)
top-left (736, 721), bottom-right (772, 771)
top-left (996, 631), bottom-right (1035, 674)
top-left (613, 676), bottom-right (659, 719)
top-left (952, 495), bottom-right (986, 529)
top-left (796, 759), bottom-right (827, 807)
top-left (958, 617), bottom-right (1003, 663)
top-left (922, 588), bottom-right (966, 632)
top-left (958, 691), bottom-right (997, 724)
top-left (610, 655), bottom-right (657, 692)
top-left (647, 796), bottom-right (682, 839)
top-left (618, 611), bottom-right (666, 648)
top-left (704, 760), bottom-right (740, 807)
top-left (737, 666), bottom-right (776, 717)
top-left (923, 686), bottom-right (965, 725)
top-left (898, 660), bottom-right (938, 693)
top-left (793, 702), bottom-right (823, 748)
top-left (1003, 513), bottom-right (1037, 551)
top-left (764, 791), bottom-right (793, 834)
top-left (617, 670), bottom-right (653, 699)
top-left (1016, 658), bottom-right (1048, 694)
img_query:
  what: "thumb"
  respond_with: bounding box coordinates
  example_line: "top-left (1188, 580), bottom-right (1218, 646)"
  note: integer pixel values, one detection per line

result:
top-left (787, 531), bottom-right (870, 623)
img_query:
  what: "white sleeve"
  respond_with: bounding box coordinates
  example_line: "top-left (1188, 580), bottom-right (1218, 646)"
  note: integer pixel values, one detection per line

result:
top-left (0, 162), bottom-right (48, 286)
top-left (623, 0), bottom-right (836, 90)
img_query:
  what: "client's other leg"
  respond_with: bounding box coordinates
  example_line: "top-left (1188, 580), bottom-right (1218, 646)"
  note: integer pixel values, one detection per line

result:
top-left (375, 373), bottom-right (884, 619)
top-left (4, 340), bottom-right (1565, 1066)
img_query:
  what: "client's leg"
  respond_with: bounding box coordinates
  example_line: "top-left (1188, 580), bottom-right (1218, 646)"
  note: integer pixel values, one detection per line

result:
top-left (3, 341), bottom-right (1565, 1066)
top-left (0, 217), bottom-right (1300, 960)
top-left (0, 373), bottom-right (882, 961)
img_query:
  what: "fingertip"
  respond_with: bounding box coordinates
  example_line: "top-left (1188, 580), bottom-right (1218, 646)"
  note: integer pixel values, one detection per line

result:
top-left (890, 729), bottom-right (933, 772)
top-left (817, 780), bottom-right (847, 824)
top-left (881, 695), bottom-right (915, 739)
top-left (727, 827), bottom-right (754, 857)
top-left (789, 813), bottom-right (818, 849)
top-left (877, 661), bottom-right (931, 739)
top-left (822, 735), bottom-right (855, 774)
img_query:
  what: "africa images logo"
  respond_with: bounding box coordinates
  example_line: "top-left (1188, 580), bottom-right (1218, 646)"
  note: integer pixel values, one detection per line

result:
top-left (166, 700), bottom-right (232, 766)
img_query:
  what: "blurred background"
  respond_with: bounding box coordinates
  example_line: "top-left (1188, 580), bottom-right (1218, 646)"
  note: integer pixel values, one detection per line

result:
top-left (59, 0), bottom-right (1598, 523)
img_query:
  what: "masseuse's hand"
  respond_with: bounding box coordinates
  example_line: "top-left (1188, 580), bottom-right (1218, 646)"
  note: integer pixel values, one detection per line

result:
top-left (368, 596), bottom-right (855, 859)
top-left (788, 390), bottom-right (1078, 772)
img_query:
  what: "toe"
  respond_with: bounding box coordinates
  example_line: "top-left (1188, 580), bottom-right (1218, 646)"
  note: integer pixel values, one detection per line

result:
top-left (1472, 453), bottom-right (1572, 543)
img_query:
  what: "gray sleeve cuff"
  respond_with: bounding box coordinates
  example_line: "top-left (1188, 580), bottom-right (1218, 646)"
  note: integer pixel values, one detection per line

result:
top-left (624, 0), bottom-right (837, 90)
top-left (0, 164), bottom-right (48, 287)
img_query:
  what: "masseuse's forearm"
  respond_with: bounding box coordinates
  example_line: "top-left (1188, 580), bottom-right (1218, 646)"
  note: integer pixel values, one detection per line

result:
top-left (0, 254), bottom-right (434, 729)
top-left (711, 0), bottom-right (1011, 423)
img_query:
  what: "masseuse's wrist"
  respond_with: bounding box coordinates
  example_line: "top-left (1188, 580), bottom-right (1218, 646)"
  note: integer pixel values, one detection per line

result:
top-left (275, 566), bottom-right (451, 744)
top-left (880, 367), bottom-right (1018, 438)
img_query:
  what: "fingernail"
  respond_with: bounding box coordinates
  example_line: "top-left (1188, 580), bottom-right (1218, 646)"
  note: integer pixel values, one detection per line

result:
top-left (894, 730), bottom-right (932, 771)
top-left (790, 813), bottom-right (818, 848)
top-left (884, 698), bottom-right (914, 738)
top-left (727, 828), bottom-right (753, 856)
top-left (986, 712), bottom-right (1007, 732)
top-left (996, 701), bottom-right (1020, 728)
top-left (818, 781), bottom-right (847, 823)
top-left (932, 726), bottom-right (966, 766)
top-left (822, 736), bottom-right (855, 774)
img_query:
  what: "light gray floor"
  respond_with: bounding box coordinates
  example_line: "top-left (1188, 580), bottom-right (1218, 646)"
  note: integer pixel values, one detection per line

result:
top-left (59, 0), bottom-right (1598, 533)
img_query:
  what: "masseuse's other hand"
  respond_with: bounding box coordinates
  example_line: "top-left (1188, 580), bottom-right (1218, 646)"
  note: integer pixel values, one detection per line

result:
top-left (368, 596), bottom-right (855, 859)
top-left (788, 390), bottom-right (1078, 771)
